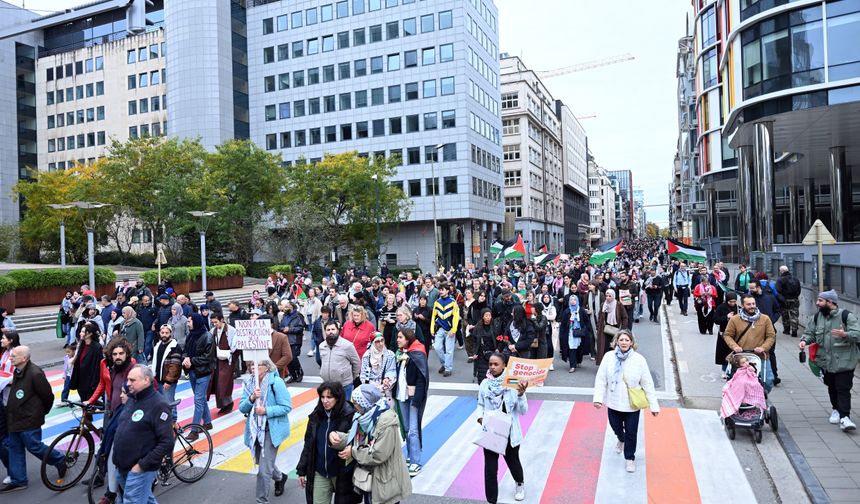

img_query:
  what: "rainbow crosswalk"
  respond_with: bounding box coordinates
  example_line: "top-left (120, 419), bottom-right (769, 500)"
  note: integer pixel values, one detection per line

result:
top-left (42, 369), bottom-right (756, 503)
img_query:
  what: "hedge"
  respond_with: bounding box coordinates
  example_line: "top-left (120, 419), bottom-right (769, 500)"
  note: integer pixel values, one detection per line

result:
top-left (267, 264), bottom-right (293, 275)
top-left (140, 264), bottom-right (246, 285)
top-left (5, 266), bottom-right (116, 290)
top-left (0, 276), bottom-right (16, 295)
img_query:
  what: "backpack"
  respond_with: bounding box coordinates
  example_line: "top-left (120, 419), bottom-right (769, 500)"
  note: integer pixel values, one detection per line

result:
top-left (783, 276), bottom-right (801, 298)
top-left (813, 309), bottom-right (859, 351)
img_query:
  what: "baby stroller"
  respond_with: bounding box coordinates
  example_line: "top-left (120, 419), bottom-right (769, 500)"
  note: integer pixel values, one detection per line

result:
top-left (720, 351), bottom-right (778, 443)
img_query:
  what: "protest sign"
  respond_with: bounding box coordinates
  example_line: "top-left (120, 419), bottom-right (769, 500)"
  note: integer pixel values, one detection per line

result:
top-left (234, 319), bottom-right (273, 350)
top-left (502, 357), bottom-right (553, 388)
top-left (0, 370), bottom-right (12, 392)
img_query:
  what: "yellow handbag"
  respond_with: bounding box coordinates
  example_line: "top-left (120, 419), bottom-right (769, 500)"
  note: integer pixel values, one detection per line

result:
top-left (623, 376), bottom-right (649, 410)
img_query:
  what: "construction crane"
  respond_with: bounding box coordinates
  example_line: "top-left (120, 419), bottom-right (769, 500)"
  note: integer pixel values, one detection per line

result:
top-left (536, 53), bottom-right (635, 79)
top-left (575, 114), bottom-right (597, 120)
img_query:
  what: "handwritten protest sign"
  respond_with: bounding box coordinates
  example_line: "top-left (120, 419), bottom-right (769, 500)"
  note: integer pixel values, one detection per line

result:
top-left (502, 357), bottom-right (553, 389)
top-left (234, 319), bottom-right (273, 350)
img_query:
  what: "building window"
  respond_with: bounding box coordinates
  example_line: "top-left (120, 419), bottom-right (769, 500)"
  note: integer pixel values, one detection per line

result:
top-left (371, 56), bottom-right (383, 74)
top-left (504, 170), bottom-right (522, 186)
top-left (127, 50), bottom-right (136, 64)
top-left (440, 43), bottom-right (454, 63)
top-left (404, 17), bottom-right (417, 36)
top-left (503, 144), bottom-right (520, 161)
top-left (356, 121), bottom-right (369, 138)
top-left (323, 65), bottom-right (335, 82)
top-left (386, 21), bottom-right (399, 39)
top-left (388, 53), bottom-right (401, 71)
top-left (354, 59), bottom-right (367, 76)
top-left (265, 104), bottom-right (276, 121)
top-left (280, 132), bottom-right (291, 148)
top-left (371, 87), bottom-right (384, 105)
top-left (129, 126), bottom-right (138, 139)
top-left (150, 70), bottom-right (160, 85)
top-left (442, 143), bottom-right (457, 161)
top-left (263, 18), bottom-right (274, 34)
top-left (264, 75), bottom-right (275, 92)
top-left (263, 46), bottom-right (274, 63)
top-left (341, 123), bottom-right (353, 140)
top-left (370, 24), bottom-right (382, 42)
top-left (337, 1), bottom-right (349, 18)
top-left (291, 10), bottom-right (303, 28)
top-left (405, 82), bottom-right (418, 100)
top-left (95, 56), bottom-right (103, 70)
top-left (406, 114), bottom-right (419, 132)
top-left (339, 93), bottom-right (352, 110)
top-left (353, 0), bottom-right (365, 14)
top-left (426, 177), bottom-right (439, 196)
top-left (444, 176), bottom-right (457, 194)
top-left (295, 130), bottom-right (306, 147)
top-left (310, 128), bottom-right (322, 145)
top-left (502, 118), bottom-right (519, 135)
top-left (502, 92), bottom-right (518, 109)
top-left (702, 47), bottom-right (718, 88)
top-left (408, 179), bottom-right (421, 197)
top-left (308, 67), bottom-right (320, 84)
top-left (440, 76), bottom-right (455, 95)
top-left (85, 58), bottom-right (93, 73)
top-left (128, 74), bottom-right (136, 89)
top-left (277, 14), bottom-right (288, 31)
top-left (321, 4), bottom-right (333, 22)
top-left (439, 10), bottom-right (453, 29)
top-left (701, 6), bottom-right (716, 47)
top-left (338, 62), bottom-right (351, 79)
top-left (293, 70), bottom-right (305, 87)
top-left (128, 100), bottom-right (137, 115)
top-left (294, 100), bottom-right (306, 117)
top-left (292, 41), bottom-right (304, 58)
top-left (355, 90), bottom-right (368, 107)
top-left (279, 72), bottom-right (290, 89)
top-left (97, 106), bottom-right (104, 120)
top-left (338, 31), bottom-right (350, 49)
top-left (421, 14), bottom-right (434, 32)
top-left (422, 47), bottom-right (436, 65)
top-left (405, 50), bottom-right (417, 68)
top-left (506, 196), bottom-right (523, 217)
top-left (388, 85), bottom-right (401, 103)
top-left (407, 147), bottom-right (421, 164)
top-left (441, 109), bottom-right (456, 128)
top-left (324, 95), bottom-right (336, 112)
top-left (372, 119), bottom-right (385, 136)
top-left (390, 116), bottom-right (402, 134)
top-left (354, 27), bottom-right (366, 45)
top-left (278, 44), bottom-right (289, 61)
top-left (423, 79), bottom-right (437, 97)
top-left (279, 102), bottom-right (291, 119)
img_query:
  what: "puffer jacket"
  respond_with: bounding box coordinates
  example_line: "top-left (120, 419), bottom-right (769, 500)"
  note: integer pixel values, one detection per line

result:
top-left (801, 308), bottom-right (860, 373)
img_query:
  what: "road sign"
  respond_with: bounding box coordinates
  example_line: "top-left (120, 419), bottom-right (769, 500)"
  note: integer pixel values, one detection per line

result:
top-left (801, 219), bottom-right (836, 245)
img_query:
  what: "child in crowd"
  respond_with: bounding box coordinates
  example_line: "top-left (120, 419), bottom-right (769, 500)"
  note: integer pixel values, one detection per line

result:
top-left (61, 343), bottom-right (76, 403)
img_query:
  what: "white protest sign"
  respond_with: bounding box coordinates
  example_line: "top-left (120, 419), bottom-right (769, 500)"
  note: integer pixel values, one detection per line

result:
top-left (234, 319), bottom-right (273, 350)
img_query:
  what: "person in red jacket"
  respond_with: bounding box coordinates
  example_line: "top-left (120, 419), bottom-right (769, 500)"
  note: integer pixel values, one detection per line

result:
top-left (341, 306), bottom-right (375, 360)
top-left (85, 338), bottom-right (137, 416)
top-left (693, 276), bottom-right (718, 335)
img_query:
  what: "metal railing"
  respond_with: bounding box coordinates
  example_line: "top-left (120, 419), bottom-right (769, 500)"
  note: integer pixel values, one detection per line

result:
top-left (828, 264), bottom-right (860, 301)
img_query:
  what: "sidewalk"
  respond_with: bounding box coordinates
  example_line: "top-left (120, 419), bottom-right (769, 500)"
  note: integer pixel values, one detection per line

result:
top-left (665, 302), bottom-right (860, 504)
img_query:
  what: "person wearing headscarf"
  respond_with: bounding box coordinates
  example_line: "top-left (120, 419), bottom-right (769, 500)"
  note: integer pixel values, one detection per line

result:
top-left (104, 306), bottom-right (124, 344)
top-left (119, 305), bottom-right (145, 364)
top-left (359, 332), bottom-right (397, 401)
top-left (394, 327), bottom-right (429, 477)
top-left (596, 289), bottom-right (628, 365)
top-left (169, 302), bottom-right (189, 346)
top-left (329, 385), bottom-right (412, 504)
top-left (240, 358), bottom-right (293, 502)
top-left (593, 330), bottom-right (660, 474)
top-left (559, 293), bottom-right (592, 373)
top-left (714, 292), bottom-right (739, 378)
top-left (182, 313), bottom-right (215, 434)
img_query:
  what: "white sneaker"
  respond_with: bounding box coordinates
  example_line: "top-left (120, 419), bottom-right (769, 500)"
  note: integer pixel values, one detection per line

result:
top-left (2, 476), bottom-right (10, 485)
top-left (306, 350), bottom-right (314, 357)
top-left (514, 483), bottom-right (525, 501)
top-left (549, 364), bottom-right (555, 371)
top-left (615, 441), bottom-right (624, 454)
top-left (830, 410), bottom-right (841, 424)
top-left (625, 460), bottom-right (636, 473)
top-left (840, 417), bottom-right (857, 432)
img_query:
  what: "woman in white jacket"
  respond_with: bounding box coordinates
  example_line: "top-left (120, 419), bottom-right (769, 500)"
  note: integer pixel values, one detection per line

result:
top-left (593, 329), bottom-right (659, 473)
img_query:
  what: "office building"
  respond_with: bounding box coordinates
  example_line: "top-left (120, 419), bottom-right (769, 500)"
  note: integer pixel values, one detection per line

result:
top-left (588, 156), bottom-right (617, 244)
top-left (556, 99), bottom-right (589, 254)
top-left (673, 25), bottom-right (696, 241)
top-left (500, 54), bottom-right (564, 253)
top-left (607, 169), bottom-right (634, 239)
top-left (248, 0), bottom-right (504, 268)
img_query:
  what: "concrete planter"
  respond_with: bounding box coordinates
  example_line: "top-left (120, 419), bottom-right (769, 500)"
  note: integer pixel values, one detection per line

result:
top-left (0, 291), bottom-right (15, 314)
top-left (15, 283), bottom-right (114, 309)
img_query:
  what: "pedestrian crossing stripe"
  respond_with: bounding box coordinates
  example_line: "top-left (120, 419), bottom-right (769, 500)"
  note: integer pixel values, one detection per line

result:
top-left (43, 369), bottom-right (756, 503)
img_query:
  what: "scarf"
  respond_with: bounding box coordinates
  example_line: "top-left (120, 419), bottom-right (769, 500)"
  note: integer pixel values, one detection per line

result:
top-left (396, 353), bottom-right (409, 402)
top-left (739, 308), bottom-right (762, 327)
top-left (369, 342), bottom-right (384, 373)
top-left (395, 318), bottom-right (416, 334)
top-left (348, 398), bottom-right (390, 444)
top-left (245, 372), bottom-right (269, 450)
top-left (509, 322), bottom-right (521, 343)
top-left (611, 346), bottom-right (632, 392)
top-left (169, 303), bottom-right (184, 325)
top-left (603, 289), bottom-right (618, 326)
top-left (483, 370), bottom-right (506, 411)
top-left (568, 297), bottom-right (581, 330)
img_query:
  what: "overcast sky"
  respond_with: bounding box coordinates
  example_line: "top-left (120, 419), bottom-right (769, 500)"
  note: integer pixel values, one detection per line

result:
top-left (18, 0), bottom-right (689, 226)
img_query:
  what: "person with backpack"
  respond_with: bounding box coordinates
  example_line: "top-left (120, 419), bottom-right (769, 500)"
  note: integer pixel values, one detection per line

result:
top-left (776, 266), bottom-right (802, 337)
top-left (799, 290), bottom-right (860, 432)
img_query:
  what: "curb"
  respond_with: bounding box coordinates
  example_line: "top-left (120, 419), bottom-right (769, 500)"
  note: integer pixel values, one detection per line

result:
top-left (660, 304), bottom-right (687, 406)
top-left (662, 302), bottom-right (829, 504)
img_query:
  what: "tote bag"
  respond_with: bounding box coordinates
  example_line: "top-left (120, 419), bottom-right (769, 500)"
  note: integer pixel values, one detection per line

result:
top-left (474, 411), bottom-right (512, 455)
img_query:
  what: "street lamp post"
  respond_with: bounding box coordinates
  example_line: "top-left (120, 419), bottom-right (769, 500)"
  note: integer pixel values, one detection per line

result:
top-left (47, 203), bottom-right (75, 268)
top-left (371, 174), bottom-right (381, 270)
top-left (431, 143), bottom-right (445, 269)
top-left (188, 211), bottom-right (218, 293)
top-left (67, 201), bottom-right (110, 291)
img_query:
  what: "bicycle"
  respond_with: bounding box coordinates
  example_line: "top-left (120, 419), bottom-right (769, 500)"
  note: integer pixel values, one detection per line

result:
top-left (86, 401), bottom-right (213, 504)
top-left (41, 400), bottom-right (105, 491)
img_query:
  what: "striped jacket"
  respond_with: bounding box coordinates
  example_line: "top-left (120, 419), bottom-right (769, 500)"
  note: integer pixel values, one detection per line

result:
top-left (431, 296), bottom-right (460, 334)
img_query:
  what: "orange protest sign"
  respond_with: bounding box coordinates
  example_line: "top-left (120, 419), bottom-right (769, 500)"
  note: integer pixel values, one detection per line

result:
top-left (502, 357), bottom-right (553, 388)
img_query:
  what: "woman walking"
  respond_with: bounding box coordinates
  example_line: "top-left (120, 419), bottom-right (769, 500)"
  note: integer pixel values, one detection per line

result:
top-left (693, 276), bottom-right (718, 335)
top-left (585, 282), bottom-right (602, 360)
top-left (593, 330), bottom-right (660, 473)
top-left (394, 327), bottom-right (429, 477)
top-left (559, 294), bottom-right (592, 373)
top-left (296, 381), bottom-right (359, 504)
top-left (183, 313), bottom-right (215, 437)
top-left (329, 385), bottom-right (412, 504)
top-left (412, 296), bottom-right (432, 355)
top-left (504, 305), bottom-right (536, 360)
top-left (70, 322), bottom-right (103, 402)
top-left (240, 358), bottom-right (292, 502)
top-left (379, 294), bottom-right (398, 352)
top-left (169, 302), bottom-right (189, 346)
top-left (596, 289), bottom-right (628, 365)
top-left (472, 308), bottom-right (498, 384)
top-left (478, 352), bottom-right (528, 503)
top-left (539, 293), bottom-right (558, 364)
top-left (359, 333), bottom-right (397, 401)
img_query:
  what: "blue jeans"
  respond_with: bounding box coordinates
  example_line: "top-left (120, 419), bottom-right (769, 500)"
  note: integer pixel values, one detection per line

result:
top-left (157, 381), bottom-right (177, 421)
top-left (763, 359), bottom-right (774, 393)
top-left (433, 328), bottom-right (455, 372)
top-left (61, 375), bottom-right (72, 402)
top-left (399, 399), bottom-right (422, 464)
top-left (117, 469), bottom-right (158, 504)
top-left (188, 371), bottom-right (212, 425)
top-left (144, 330), bottom-right (155, 361)
top-left (343, 383), bottom-right (354, 401)
top-left (6, 428), bottom-right (64, 486)
top-left (64, 324), bottom-right (74, 346)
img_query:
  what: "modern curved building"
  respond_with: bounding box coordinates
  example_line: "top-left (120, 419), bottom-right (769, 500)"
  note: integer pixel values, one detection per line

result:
top-left (690, 0), bottom-right (860, 262)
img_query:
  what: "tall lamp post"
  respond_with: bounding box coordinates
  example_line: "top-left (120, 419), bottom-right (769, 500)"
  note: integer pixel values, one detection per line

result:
top-left (371, 173), bottom-right (381, 270)
top-left (68, 201), bottom-right (110, 291)
top-left (47, 203), bottom-right (75, 268)
top-left (188, 211), bottom-right (217, 293)
top-left (431, 143), bottom-right (445, 269)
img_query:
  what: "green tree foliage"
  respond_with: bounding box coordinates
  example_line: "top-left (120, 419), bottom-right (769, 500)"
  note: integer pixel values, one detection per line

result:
top-left (281, 152), bottom-right (410, 262)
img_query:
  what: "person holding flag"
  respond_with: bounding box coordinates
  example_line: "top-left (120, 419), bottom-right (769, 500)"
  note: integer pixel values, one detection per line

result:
top-left (493, 235), bottom-right (526, 265)
top-left (588, 239), bottom-right (623, 266)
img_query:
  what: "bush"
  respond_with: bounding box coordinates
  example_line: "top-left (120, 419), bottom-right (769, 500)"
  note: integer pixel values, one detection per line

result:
top-left (268, 264), bottom-right (293, 276)
top-left (140, 264), bottom-right (245, 284)
top-left (95, 252), bottom-right (156, 268)
top-left (6, 266), bottom-right (116, 290)
top-left (0, 276), bottom-right (17, 295)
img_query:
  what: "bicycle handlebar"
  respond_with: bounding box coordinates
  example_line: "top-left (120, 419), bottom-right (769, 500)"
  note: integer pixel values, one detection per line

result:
top-left (64, 400), bottom-right (105, 412)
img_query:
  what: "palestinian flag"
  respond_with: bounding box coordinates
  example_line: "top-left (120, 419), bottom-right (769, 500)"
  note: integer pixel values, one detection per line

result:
top-left (490, 240), bottom-right (504, 255)
top-left (538, 244), bottom-right (548, 253)
top-left (667, 238), bottom-right (707, 263)
top-left (588, 239), bottom-right (623, 265)
top-left (494, 235), bottom-right (526, 264)
top-left (534, 253), bottom-right (560, 266)
top-left (294, 284), bottom-right (308, 300)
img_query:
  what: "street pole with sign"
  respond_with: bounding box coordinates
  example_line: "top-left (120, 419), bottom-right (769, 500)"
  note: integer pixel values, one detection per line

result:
top-left (802, 219), bottom-right (837, 293)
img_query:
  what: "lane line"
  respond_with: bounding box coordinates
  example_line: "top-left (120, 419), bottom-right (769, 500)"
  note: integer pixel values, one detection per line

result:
top-left (539, 402), bottom-right (606, 503)
top-left (644, 408), bottom-right (701, 503)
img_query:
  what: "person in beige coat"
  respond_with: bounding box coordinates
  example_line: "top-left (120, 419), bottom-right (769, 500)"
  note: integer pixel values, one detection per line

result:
top-left (595, 289), bottom-right (629, 365)
top-left (330, 384), bottom-right (412, 504)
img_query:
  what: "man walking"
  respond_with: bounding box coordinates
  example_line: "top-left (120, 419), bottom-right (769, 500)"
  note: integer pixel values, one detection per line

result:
top-left (318, 320), bottom-right (361, 398)
top-left (673, 263), bottom-right (691, 316)
top-left (279, 301), bottom-right (305, 383)
top-left (799, 290), bottom-right (860, 431)
top-left (112, 365), bottom-right (173, 503)
top-left (723, 295), bottom-right (776, 391)
top-left (776, 265), bottom-right (802, 337)
top-left (431, 283), bottom-right (460, 377)
top-left (1, 346), bottom-right (66, 493)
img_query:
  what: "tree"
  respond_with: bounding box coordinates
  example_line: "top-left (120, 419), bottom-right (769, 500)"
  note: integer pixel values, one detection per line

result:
top-left (270, 201), bottom-right (340, 266)
top-left (646, 222), bottom-right (660, 238)
top-left (282, 152), bottom-right (410, 262)
top-left (201, 139), bottom-right (288, 265)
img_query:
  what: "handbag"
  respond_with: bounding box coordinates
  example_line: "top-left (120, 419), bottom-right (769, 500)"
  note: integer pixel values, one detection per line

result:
top-left (474, 411), bottom-right (512, 455)
top-left (603, 324), bottom-right (620, 338)
top-left (623, 375), bottom-right (649, 410)
top-left (353, 465), bottom-right (373, 492)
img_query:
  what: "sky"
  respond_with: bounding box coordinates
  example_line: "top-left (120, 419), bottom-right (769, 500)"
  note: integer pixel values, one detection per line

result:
top-left (17, 0), bottom-right (690, 227)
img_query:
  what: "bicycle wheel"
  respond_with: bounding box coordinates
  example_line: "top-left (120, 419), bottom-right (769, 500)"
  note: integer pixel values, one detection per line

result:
top-left (86, 460), bottom-right (101, 504)
top-left (41, 428), bottom-right (94, 491)
top-left (172, 423), bottom-right (213, 483)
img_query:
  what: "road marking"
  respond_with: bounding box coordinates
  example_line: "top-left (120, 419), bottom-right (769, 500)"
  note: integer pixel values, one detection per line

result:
top-left (540, 402), bottom-right (606, 503)
top-left (595, 412), bottom-right (647, 503)
top-left (645, 408), bottom-right (701, 503)
top-left (679, 361), bottom-right (689, 373)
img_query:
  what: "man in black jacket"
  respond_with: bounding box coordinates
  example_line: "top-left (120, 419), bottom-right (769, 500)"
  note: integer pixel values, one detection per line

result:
top-left (750, 281), bottom-right (782, 385)
top-left (775, 266), bottom-right (801, 337)
top-left (644, 269), bottom-right (665, 323)
top-left (112, 365), bottom-right (173, 503)
top-left (1, 346), bottom-right (66, 493)
top-left (137, 294), bottom-right (158, 361)
top-left (279, 301), bottom-right (306, 383)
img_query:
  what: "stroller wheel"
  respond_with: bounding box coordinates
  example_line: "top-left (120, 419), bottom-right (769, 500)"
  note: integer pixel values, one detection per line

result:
top-left (769, 406), bottom-right (778, 432)
top-left (725, 423), bottom-right (736, 440)
top-left (754, 429), bottom-right (763, 443)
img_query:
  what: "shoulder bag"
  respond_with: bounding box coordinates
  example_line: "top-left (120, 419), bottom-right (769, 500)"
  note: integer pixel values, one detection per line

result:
top-left (623, 375), bottom-right (649, 410)
top-left (353, 465), bottom-right (373, 492)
